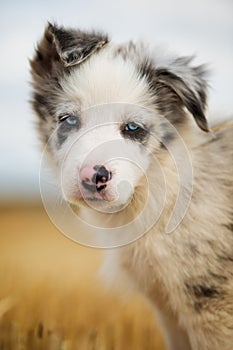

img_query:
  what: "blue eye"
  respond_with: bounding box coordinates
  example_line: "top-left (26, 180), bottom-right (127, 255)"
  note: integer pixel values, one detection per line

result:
top-left (59, 114), bottom-right (78, 126)
top-left (121, 121), bottom-right (148, 142)
top-left (125, 122), bottom-right (140, 132)
top-left (66, 116), bottom-right (78, 125)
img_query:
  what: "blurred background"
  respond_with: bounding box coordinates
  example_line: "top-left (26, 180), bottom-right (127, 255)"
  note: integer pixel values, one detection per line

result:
top-left (0, 0), bottom-right (232, 348)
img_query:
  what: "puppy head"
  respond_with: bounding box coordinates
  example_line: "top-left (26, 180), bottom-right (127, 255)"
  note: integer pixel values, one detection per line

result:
top-left (30, 23), bottom-right (209, 213)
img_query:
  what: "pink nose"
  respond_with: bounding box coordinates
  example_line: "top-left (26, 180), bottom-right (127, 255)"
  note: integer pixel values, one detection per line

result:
top-left (80, 164), bottom-right (112, 193)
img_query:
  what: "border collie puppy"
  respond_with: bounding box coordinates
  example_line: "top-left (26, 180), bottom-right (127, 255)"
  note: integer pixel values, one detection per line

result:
top-left (30, 23), bottom-right (233, 350)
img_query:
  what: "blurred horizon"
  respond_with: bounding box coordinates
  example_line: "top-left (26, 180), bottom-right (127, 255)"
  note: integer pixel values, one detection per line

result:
top-left (0, 0), bottom-right (233, 203)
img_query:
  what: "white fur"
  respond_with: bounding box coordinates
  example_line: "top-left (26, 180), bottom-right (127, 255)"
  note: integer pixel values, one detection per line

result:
top-left (60, 44), bottom-right (155, 109)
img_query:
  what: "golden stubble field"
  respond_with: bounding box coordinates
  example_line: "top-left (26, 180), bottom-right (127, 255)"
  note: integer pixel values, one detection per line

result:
top-left (0, 204), bottom-right (165, 350)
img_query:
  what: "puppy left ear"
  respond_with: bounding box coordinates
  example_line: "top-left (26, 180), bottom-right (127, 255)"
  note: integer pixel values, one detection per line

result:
top-left (48, 22), bottom-right (108, 67)
top-left (155, 57), bottom-right (209, 132)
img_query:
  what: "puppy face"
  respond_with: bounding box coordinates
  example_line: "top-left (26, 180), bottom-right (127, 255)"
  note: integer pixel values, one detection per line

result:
top-left (30, 23), bottom-right (209, 214)
top-left (55, 104), bottom-right (152, 212)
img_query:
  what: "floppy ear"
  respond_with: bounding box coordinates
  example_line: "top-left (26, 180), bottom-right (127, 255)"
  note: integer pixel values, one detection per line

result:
top-left (154, 57), bottom-right (209, 132)
top-left (30, 23), bottom-right (108, 77)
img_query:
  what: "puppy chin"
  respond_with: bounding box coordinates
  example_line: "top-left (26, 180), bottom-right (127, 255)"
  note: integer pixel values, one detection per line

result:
top-left (64, 184), bottom-right (134, 214)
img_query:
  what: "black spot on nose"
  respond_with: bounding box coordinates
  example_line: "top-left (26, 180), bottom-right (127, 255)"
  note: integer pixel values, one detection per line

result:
top-left (82, 165), bottom-right (112, 193)
top-left (92, 166), bottom-right (112, 185)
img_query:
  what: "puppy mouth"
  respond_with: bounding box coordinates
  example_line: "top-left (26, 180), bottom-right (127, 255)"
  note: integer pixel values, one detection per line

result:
top-left (79, 186), bottom-right (116, 203)
top-left (75, 191), bottom-right (116, 205)
top-left (82, 190), bottom-right (114, 202)
top-left (85, 197), bottom-right (104, 202)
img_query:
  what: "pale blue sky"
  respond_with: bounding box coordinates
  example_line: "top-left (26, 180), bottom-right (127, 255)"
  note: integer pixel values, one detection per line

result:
top-left (0, 0), bottom-right (232, 201)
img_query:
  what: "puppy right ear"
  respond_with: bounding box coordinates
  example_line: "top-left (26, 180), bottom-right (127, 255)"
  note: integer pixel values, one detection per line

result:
top-left (30, 23), bottom-right (108, 77)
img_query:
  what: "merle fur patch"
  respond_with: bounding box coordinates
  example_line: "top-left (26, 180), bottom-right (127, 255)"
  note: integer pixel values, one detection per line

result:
top-left (190, 284), bottom-right (220, 298)
top-left (186, 281), bottom-right (224, 312)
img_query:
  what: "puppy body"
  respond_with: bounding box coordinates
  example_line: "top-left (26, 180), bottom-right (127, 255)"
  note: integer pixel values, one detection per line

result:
top-left (103, 126), bottom-right (233, 350)
top-left (30, 24), bottom-right (233, 350)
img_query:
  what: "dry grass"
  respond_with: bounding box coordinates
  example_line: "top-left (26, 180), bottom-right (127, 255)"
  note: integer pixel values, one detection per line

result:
top-left (0, 204), bottom-right (165, 349)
